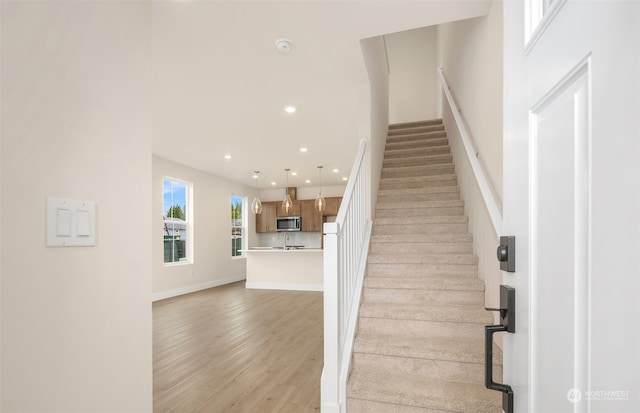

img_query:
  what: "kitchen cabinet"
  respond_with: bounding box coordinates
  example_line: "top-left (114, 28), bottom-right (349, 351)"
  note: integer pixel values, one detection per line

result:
top-left (300, 200), bottom-right (322, 232)
top-left (256, 202), bottom-right (277, 233)
top-left (324, 197), bottom-right (341, 216)
top-left (276, 200), bottom-right (301, 217)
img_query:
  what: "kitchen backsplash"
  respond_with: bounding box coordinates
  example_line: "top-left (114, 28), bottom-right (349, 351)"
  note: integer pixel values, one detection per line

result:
top-left (255, 232), bottom-right (322, 249)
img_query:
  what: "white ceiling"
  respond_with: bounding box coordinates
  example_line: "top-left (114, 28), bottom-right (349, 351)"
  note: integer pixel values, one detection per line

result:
top-left (151, 0), bottom-right (492, 189)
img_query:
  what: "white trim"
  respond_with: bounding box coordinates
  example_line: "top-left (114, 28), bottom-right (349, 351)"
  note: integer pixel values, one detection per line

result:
top-left (245, 282), bottom-right (323, 292)
top-left (151, 274), bottom-right (246, 301)
top-left (524, 0), bottom-right (567, 55)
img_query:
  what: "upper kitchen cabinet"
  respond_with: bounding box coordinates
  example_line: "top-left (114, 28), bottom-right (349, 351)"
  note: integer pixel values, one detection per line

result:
top-left (324, 197), bottom-right (342, 217)
top-left (256, 202), bottom-right (277, 233)
top-left (276, 200), bottom-right (301, 217)
top-left (300, 200), bottom-right (322, 232)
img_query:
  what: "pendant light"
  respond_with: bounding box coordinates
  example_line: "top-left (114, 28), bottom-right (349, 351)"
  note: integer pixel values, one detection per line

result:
top-left (315, 165), bottom-right (326, 212)
top-left (251, 171), bottom-right (263, 214)
top-left (282, 168), bottom-right (293, 215)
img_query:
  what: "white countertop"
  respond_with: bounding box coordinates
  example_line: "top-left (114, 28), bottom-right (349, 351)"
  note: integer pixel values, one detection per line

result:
top-left (244, 248), bottom-right (323, 253)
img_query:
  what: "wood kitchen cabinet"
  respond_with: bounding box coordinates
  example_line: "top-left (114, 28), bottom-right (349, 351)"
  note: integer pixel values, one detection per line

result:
top-left (300, 200), bottom-right (322, 232)
top-left (255, 202), bottom-right (277, 233)
top-left (276, 200), bottom-right (301, 217)
top-left (324, 197), bottom-right (342, 216)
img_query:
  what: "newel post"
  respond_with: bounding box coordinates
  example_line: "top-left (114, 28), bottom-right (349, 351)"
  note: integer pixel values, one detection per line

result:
top-left (321, 221), bottom-right (340, 413)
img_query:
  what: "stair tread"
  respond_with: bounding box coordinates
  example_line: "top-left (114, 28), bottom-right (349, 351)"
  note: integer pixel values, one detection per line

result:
top-left (353, 333), bottom-right (502, 365)
top-left (364, 274), bottom-right (484, 290)
top-left (358, 301), bottom-right (492, 324)
top-left (348, 368), bottom-right (501, 413)
top-left (374, 216), bottom-right (468, 225)
top-left (371, 233), bottom-right (472, 243)
top-left (368, 254), bottom-right (478, 265)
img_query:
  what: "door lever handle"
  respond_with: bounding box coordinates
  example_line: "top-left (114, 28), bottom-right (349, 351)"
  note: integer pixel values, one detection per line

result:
top-left (484, 285), bottom-right (515, 413)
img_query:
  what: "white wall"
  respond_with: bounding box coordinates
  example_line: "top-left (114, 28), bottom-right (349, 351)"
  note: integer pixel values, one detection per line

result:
top-left (437, 4), bottom-right (503, 201)
top-left (360, 36), bottom-right (390, 218)
top-left (1, 2), bottom-right (152, 411)
top-left (152, 156), bottom-right (254, 301)
top-left (436, 2), bottom-right (504, 323)
top-left (386, 26), bottom-right (439, 124)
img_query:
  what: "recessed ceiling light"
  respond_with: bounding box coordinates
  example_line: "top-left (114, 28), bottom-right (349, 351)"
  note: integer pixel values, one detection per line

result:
top-left (224, 154), bottom-right (231, 160)
top-left (299, 147), bottom-right (308, 152)
top-left (305, 179), bottom-right (311, 184)
top-left (291, 172), bottom-right (297, 176)
top-left (332, 169), bottom-right (339, 173)
top-left (271, 182), bottom-right (276, 186)
top-left (285, 106), bottom-right (296, 113)
top-left (342, 177), bottom-right (348, 181)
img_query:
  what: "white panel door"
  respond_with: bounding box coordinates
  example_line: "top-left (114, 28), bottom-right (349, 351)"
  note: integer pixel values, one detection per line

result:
top-left (502, 1), bottom-right (639, 412)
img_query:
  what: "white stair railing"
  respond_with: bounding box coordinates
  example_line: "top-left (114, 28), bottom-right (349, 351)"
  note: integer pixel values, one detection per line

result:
top-left (321, 138), bottom-right (372, 413)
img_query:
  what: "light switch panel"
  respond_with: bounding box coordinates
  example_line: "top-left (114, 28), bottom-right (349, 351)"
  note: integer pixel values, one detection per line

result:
top-left (47, 197), bottom-right (96, 247)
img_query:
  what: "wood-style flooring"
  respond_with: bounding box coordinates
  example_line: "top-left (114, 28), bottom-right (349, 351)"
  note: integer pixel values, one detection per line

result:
top-left (153, 282), bottom-right (323, 413)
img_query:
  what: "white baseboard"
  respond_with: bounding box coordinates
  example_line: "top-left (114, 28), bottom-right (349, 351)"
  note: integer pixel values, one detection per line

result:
top-left (152, 274), bottom-right (246, 302)
top-left (245, 282), bottom-right (323, 292)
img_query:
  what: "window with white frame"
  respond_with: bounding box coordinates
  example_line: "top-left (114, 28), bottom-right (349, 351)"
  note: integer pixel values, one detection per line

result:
top-left (231, 195), bottom-right (245, 257)
top-left (163, 177), bottom-right (191, 264)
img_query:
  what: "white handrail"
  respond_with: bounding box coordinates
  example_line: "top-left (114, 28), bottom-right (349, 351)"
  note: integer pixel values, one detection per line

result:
top-left (321, 138), bottom-right (372, 413)
top-left (437, 67), bottom-right (503, 235)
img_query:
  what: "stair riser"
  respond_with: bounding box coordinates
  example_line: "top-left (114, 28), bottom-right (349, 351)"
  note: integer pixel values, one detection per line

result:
top-left (357, 318), bottom-right (485, 340)
top-left (348, 398), bottom-right (448, 413)
top-left (381, 164), bottom-right (454, 179)
top-left (379, 178), bottom-right (457, 190)
top-left (389, 119), bottom-right (443, 130)
top-left (367, 263), bottom-right (478, 277)
top-left (368, 253), bottom-right (477, 265)
top-left (372, 224), bottom-right (469, 235)
top-left (385, 138), bottom-right (449, 151)
top-left (384, 146), bottom-right (450, 159)
top-left (388, 126), bottom-right (445, 137)
top-left (363, 288), bottom-right (484, 306)
top-left (370, 242), bottom-right (472, 255)
top-left (378, 186), bottom-right (459, 196)
top-left (377, 192), bottom-right (460, 203)
top-left (375, 207), bottom-right (464, 217)
top-left (383, 154), bottom-right (453, 168)
top-left (351, 353), bottom-right (502, 383)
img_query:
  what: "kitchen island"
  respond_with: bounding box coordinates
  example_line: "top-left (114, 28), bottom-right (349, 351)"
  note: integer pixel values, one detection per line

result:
top-left (244, 248), bottom-right (323, 291)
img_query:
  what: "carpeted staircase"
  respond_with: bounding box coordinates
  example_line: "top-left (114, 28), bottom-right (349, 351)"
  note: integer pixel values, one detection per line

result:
top-left (347, 119), bottom-right (503, 412)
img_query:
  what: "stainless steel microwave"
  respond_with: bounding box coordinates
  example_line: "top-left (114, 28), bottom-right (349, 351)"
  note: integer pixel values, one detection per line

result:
top-left (276, 216), bottom-right (301, 232)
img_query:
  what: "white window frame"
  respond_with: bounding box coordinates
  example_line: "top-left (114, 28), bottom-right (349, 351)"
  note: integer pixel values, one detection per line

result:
top-left (163, 176), bottom-right (193, 266)
top-left (231, 195), bottom-right (246, 259)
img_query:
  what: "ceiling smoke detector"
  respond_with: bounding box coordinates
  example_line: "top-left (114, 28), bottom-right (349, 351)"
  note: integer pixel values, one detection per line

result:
top-left (275, 38), bottom-right (292, 53)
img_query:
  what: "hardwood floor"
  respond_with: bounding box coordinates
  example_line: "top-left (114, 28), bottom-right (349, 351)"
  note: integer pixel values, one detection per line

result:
top-left (153, 282), bottom-right (323, 413)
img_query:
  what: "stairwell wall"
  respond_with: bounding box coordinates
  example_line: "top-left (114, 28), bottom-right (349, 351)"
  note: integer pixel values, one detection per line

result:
top-left (360, 36), bottom-right (390, 218)
top-left (436, 1), bottom-right (504, 319)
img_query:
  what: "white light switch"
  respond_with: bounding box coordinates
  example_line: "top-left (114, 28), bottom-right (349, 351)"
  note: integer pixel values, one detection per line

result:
top-left (47, 197), bottom-right (96, 247)
top-left (77, 209), bottom-right (91, 237)
top-left (56, 208), bottom-right (72, 236)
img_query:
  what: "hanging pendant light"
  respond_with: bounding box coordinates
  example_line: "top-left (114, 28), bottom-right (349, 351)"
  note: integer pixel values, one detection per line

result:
top-left (251, 171), bottom-right (263, 214)
top-left (315, 165), bottom-right (326, 212)
top-left (282, 168), bottom-right (293, 215)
